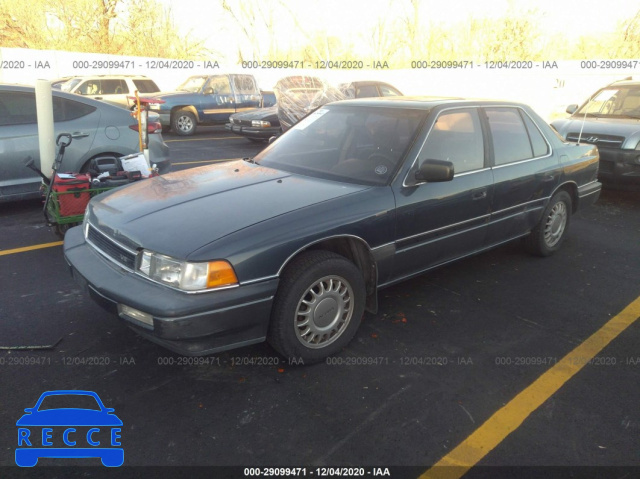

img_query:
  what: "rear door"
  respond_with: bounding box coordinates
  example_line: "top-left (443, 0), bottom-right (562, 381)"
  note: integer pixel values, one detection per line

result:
top-left (391, 107), bottom-right (493, 281)
top-left (0, 91), bottom-right (99, 200)
top-left (483, 106), bottom-right (560, 245)
top-left (231, 75), bottom-right (261, 113)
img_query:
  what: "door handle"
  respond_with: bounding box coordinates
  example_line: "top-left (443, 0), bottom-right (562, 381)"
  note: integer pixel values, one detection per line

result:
top-left (71, 132), bottom-right (90, 139)
top-left (472, 190), bottom-right (487, 200)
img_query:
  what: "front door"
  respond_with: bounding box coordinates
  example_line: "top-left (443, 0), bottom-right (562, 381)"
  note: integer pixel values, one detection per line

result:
top-left (391, 107), bottom-right (493, 282)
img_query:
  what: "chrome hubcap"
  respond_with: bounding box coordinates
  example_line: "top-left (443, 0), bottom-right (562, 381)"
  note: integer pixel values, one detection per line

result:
top-left (294, 275), bottom-right (354, 349)
top-left (544, 201), bottom-right (567, 247)
top-left (177, 115), bottom-right (193, 132)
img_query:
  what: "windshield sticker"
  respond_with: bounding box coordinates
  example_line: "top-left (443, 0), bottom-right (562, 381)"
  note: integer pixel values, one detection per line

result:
top-left (375, 165), bottom-right (388, 175)
top-left (293, 109), bottom-right (329, 130)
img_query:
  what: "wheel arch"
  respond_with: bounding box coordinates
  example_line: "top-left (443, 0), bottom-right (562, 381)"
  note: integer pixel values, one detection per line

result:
top-left (551, 181), bottom-right (579, 213)
top-left (170, 105), bottom-right (200, 122)
top-left (278, 235), bottom-right (379, 314)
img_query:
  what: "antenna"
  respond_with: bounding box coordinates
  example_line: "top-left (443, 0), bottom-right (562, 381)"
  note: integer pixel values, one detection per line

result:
top-left (576, 94), bottom-right (595, 145)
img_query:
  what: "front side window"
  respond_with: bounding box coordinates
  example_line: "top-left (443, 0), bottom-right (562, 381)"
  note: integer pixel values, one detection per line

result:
top-left (0, 91), bottom-right (37, 125)
top-left (78, 80), bottom-right (100, 95)
top-left (355, 85), bottom-right (379, 98)
top-left (255, 105), bottom-right (426, 186)
top-left (419, 109), bottom-right (484, 174)
top-left (100, 79), bottom-right (128, 94)
top-left (379, 85), bottom-right (402, 96)
top-left (485, 108), bottom-right (536, 165)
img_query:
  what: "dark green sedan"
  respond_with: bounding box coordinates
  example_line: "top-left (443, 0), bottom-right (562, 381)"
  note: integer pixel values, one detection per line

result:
top-left (64, 97), bottom-right (601, 363)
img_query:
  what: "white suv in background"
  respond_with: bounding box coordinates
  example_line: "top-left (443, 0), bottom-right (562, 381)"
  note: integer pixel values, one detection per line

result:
top-left (62, 75), bottom-right (161, 107)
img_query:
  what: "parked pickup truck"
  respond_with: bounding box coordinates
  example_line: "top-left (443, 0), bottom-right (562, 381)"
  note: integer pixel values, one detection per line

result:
top-left (146, 74), bottom-right (261, 136)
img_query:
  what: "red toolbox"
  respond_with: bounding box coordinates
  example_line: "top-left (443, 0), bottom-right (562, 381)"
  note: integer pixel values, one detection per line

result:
top-left (52, 173), bottom-right (91, 216)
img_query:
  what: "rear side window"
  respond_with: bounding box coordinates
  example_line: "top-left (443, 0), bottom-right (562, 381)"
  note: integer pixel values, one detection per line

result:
top-left (100, 79), bottom-right (128, 94)
top-left (0, 91), bottom-right (37, 125)
top-left (233, 75), bottom-right (257, 94)
top-left (421, 109), bottom-right (485, 174)
top-left (521, 113), bottom-right (549, 157)
top-left (379, 85), bottom-right (402, 96)
top-left (355, 85), bottom-right (379, 98)
top-left (53, 96), bottom-right (96, 121)
top-left (485, 108), bottom-right (536, 165)
top-left (133, 79), bottom-right (160, 93)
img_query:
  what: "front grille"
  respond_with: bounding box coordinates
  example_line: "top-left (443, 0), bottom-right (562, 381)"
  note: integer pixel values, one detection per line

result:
top-left (237, 119), bottom-right (253, 126)
top-left (87, 225), bottom-right (137, 270)
top-left (566, 132), bottom-right (625, 149)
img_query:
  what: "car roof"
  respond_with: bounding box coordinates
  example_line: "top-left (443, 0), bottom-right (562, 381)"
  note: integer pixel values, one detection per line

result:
top-left (328, 96), bottom-right (529, 110)
top-left (610, 80), bottom-right (640, 87)
top-left (0, 83), bottom-right (132, 110)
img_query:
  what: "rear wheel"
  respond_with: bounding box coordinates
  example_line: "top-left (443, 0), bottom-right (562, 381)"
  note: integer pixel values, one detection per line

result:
top-left (525, 190), bottom-right (572, 256)
top-left (268, 251), bottom-right (366, 363)
top-left (171, 109), bottom-right (197, 136)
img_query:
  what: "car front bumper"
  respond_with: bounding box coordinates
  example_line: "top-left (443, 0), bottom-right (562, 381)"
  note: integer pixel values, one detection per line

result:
top-left (63, 227), bottom-right (278, 356)
top-left (597, 147), bottom-right (640, 184)
top-left (225, 122), bottom-right (281, 140)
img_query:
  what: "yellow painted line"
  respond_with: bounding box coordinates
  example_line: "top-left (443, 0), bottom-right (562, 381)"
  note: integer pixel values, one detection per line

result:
top-left (172, 158), bottom-right (240, 166)
top-left (165, 136), bottom-right (242, 143)
top-left (421, 295), bottom-right (640, 479)
top-left (0, 241), bottom-right (63, 257)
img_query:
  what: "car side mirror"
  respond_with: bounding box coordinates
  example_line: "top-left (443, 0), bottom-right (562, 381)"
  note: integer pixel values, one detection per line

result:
top-left (414, 159), bottom-right (454, 183)
top-left (24, 408), bottom-right (33, 413)
top-left (105, 408), bottom-right (115, 413)
top-left (566, 104), bottom-right (578, 115)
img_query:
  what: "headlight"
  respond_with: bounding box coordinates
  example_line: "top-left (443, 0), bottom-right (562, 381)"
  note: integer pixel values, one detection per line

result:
top-left (251, 120), bottom-right (271, 128)
top-left (137, 250), bottom-right (238, 292)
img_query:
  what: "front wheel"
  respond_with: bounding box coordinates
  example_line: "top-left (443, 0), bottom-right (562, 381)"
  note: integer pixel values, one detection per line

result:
top-left (268, 251), bottom-right (366, 363)
top-left (525, 190), bottom-right (572, 256)
top-left (171, 109), bottom-right (197, 136)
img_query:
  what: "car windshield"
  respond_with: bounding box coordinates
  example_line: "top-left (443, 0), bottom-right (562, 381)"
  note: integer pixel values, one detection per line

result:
top-left (254, 105), bottom-right (427, 186)
top-left (177, 76), bottom-right (208, 93)
top-left (37, 394), bottom-right (102, 411)
top-left (576, 86), bottom-right (640, 118)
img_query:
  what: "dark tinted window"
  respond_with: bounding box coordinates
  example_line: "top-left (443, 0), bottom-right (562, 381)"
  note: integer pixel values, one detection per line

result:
top-left (485, 108), bottom-right (533, 165)
top-left (261, 92), bottom-right (276, 107)
top-left (521, 112), bottom-right (549, 157)
top-left (0, 91), bottom-right (37, 125)
top-left (38, 394), bottom-right (101, 411)
top-left (132, 79), bottom-right (160, 93)
top-left (100, 79), bottom-right (128, 94)
top-left (421, 109), bottom-right (484, 174)
top-left (355, 85), bottom-right (379, 98)
top-left (53, 96), bottom-right (96, 121)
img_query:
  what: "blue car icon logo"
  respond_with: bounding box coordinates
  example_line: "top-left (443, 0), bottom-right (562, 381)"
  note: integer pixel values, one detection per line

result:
top-left (16, 390), bottom-right (123, 467)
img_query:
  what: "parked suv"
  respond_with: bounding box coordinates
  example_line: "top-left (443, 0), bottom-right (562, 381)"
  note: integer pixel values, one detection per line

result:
top-left (62, 75), bottom-right (161, 107)
top-left (146, 74), bottom-right (261, 136)
top-left (552, 79), bottom-right (640, 186)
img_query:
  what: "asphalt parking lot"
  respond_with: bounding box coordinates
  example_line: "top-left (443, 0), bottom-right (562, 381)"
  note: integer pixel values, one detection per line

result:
top-left (1, 126), bottom-right (639, 478)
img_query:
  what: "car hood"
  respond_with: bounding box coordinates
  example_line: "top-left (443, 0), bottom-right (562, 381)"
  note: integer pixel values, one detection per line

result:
top-left (17, 410), bottom-right (122, 426)
top-left (89, 160), bottom-right (369, 259)
top-left (552, 117), bottom-right (640, 148)
top-left (230, 106), bottom-right (279, 122)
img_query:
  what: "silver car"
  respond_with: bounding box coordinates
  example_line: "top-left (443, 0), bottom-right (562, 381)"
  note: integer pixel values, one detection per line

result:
top-left (0, 84), bottom-right (171, 202)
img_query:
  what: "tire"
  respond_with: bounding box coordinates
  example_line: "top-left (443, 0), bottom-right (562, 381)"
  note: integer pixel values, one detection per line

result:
top-left (525, 190), bottom-right (572, 256)
top-left (247, 138), bottom-right (267, 143)
top-left (171, 109), bottom-right (197, 136)
top-left (268, 250), bottom-right (366, 363)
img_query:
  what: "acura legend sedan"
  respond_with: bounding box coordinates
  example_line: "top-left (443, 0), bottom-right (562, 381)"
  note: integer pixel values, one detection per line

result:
top-left (64, 98), bottom-right (601, 363)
